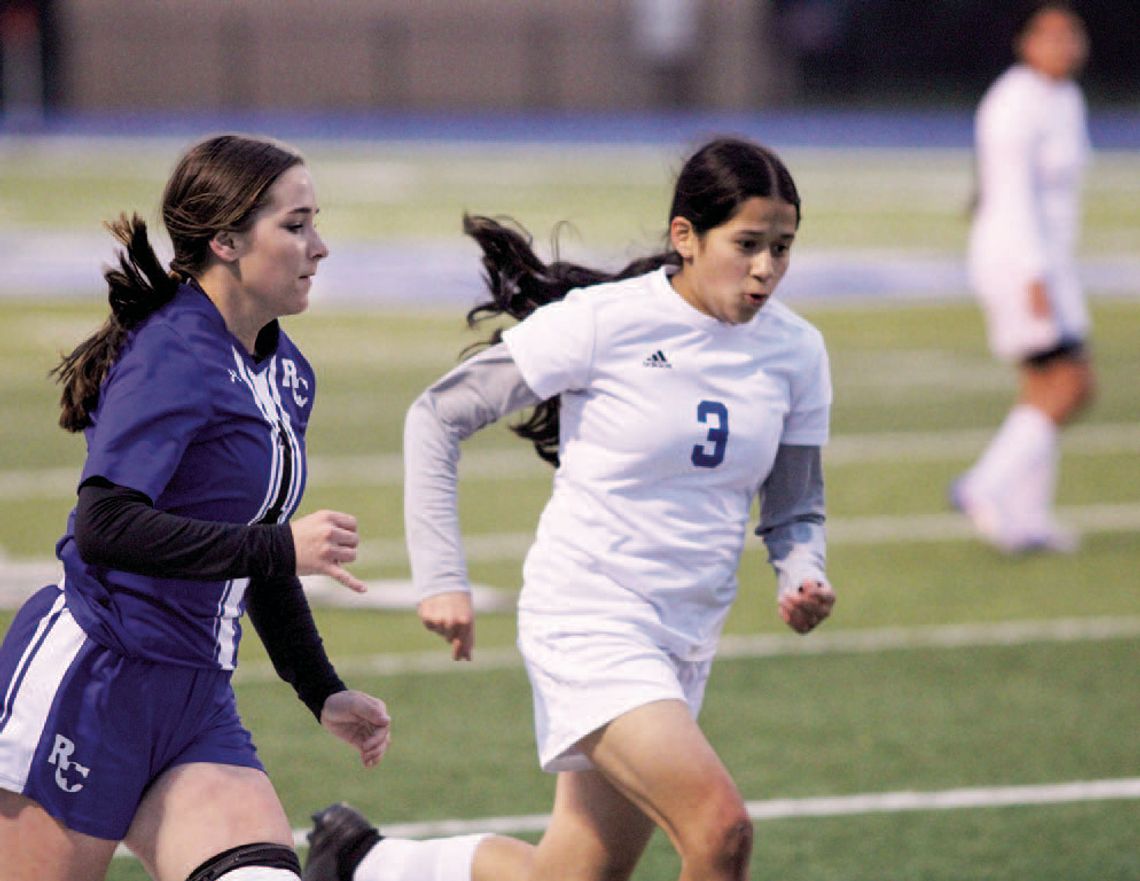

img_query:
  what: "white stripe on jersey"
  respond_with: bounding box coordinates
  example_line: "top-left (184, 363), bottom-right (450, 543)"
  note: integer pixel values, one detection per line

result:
top-left (230, 349), bottom-right (304, 525)
top-left (228, 346), bottom-right (279, 521)
top-left (265, 359), bottom-right (305, 520)
top-left (0, 589), bottom-right (85, 790)
top-left (214, 577), bottom-right (250, 671)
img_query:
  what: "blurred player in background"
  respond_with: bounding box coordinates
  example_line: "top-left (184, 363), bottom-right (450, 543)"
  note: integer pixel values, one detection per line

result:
top-left (303, 136), bottom-right (835, 881)
top-left (0, 134), bottom-right (389, 881)
top-left (953, 1), bottom-right (1095, 553)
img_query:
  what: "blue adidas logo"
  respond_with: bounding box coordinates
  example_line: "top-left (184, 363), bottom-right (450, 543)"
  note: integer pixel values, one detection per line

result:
top-left (642, 350), bottom-right (672, 368)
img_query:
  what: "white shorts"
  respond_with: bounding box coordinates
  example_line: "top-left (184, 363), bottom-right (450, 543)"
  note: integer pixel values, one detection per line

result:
top-left (968, 250), bottom-right (1089, 362)
top-left (517, 622), bottom-right (712, 773)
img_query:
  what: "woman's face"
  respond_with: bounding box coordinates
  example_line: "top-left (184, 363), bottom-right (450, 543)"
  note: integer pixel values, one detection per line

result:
top-left (232, 164), bottom-right (329, 323)
top-left (1020, 8), bottom-right (1088, 81)
top-left (669, 195), bottom-right (798, 325)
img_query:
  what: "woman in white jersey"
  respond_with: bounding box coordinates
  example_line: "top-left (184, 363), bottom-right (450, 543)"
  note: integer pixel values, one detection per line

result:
top-left (953, 2), bottom-right (1095, 553)
top-left (303, 137), bottom-right (835, 881)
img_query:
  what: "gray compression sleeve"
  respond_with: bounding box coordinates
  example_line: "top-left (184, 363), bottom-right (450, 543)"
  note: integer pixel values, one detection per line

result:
top-left (403, 344), bottom-right (542, 600)
top-left (755, 444), bottom-right (828, 596)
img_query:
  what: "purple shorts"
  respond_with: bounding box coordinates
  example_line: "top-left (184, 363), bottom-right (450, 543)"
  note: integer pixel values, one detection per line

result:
top-left (0, 586), bottom-right (263, 840)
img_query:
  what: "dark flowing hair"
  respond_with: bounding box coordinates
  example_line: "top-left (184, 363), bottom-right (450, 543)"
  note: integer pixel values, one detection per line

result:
top-left (51, 134), bottom-right (304, 431)
top-left (463, 136), bottom-right (800, 465)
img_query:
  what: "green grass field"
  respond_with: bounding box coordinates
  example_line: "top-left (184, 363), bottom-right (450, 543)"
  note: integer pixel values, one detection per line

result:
top-left (0, 138), bottom-right (1137, 879)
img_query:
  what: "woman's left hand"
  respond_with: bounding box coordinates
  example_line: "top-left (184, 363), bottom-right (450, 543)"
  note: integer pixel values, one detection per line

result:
top-left (320, 689), bottom-right (392, 768)
top-left (779, 579), bottom-right (836, 634)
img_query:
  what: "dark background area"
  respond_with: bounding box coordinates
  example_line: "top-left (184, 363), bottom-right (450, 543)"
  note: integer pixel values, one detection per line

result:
top-left (1, 0), bottom-right (1137, 118)
top-left (773, 0), bottom-right (1138, 106)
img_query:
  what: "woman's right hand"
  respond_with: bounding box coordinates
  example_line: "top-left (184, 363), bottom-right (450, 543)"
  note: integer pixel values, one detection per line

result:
top-left (320, 689), bottom-right (392, 768)
top-left (779, 579), bottom-right (836, 634)
top-left (419, 591), bottom-right (475, 661)
top-left (291, 509), bottom-right (366, 593)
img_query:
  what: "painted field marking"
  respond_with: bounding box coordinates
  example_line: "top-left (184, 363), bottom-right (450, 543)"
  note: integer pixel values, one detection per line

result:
top-left (233, 615), bottom-right (1140, 683)
top-left (111, 774), bottom-right (1140, 858)
top-left (4, 500), bottom-right (1139, 608)
top-left (312, 776), bottom-right (1140, 842)
top-left (4, 422), bottom-right (1140, 500)
top-left (346, 500), bottom-right (1140, 566)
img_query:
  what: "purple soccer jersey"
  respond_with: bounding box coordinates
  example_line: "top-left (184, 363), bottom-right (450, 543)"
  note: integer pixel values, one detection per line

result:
top-left (57, 283), bottom-right (313, 669)
top-left (1, 283), bottom-right (315, 838)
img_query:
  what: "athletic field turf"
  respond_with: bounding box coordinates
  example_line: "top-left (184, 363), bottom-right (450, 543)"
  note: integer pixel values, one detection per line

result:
top-left (0, 138), bottom-right (1136, 879)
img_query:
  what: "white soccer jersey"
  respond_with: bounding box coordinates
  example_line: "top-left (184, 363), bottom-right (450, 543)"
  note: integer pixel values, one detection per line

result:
top-left (502, 267), bottom-right (831, 661)
top-left (968, 64), bottom-right (1091, 358)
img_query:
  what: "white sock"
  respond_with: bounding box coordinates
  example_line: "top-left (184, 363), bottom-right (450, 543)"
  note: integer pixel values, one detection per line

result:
top-left (353, 834), bottom-right (488, 881)
top-left (218, 868), bottom-right (299, 880)
top-left (965, 405), bottom-right (1055, 505)
top-left (1007, 420), bottom-right (1060, 537)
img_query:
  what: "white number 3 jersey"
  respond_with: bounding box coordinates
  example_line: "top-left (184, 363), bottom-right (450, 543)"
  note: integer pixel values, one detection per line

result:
top-left (502, 267), bottom-right (831, 660)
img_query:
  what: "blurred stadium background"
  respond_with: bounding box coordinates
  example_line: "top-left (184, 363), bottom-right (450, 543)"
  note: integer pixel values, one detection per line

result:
top-left (1, 2), bottom-right (1138, 880)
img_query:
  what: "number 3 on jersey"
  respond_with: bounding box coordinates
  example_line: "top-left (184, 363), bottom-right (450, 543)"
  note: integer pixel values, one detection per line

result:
top-left (691, 400), bottom-right (729, 468)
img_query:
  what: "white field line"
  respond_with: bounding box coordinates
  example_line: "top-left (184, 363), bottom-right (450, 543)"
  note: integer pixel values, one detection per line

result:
top-left (4, 502), bottom-right (1138, 606)
top-left (349, 500), bottom-right (1140, 566)
top-left (233, 615), bottom-right (1140, 683)
top-left (297, 777), bottom-right (1140, 843)
top-left (4, 422), bottom-right (1140, 500)
top-left (4, 498), bottom-right (1137, 608)
top-left (111, 773), bottom-right (1140, 855)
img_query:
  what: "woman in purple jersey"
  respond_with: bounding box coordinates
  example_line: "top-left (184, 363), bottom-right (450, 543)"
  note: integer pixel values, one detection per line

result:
top-left (0, 135), bottom-right (390, 881)
top-left (301, 138), bottom-right (835, 881)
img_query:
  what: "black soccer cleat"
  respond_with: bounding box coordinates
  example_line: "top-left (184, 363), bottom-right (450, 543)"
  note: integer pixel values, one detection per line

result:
top-left (302, 802), bottom-right (383, 881)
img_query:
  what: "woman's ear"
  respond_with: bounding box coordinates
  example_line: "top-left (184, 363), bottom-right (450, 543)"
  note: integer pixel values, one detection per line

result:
top-left (670, 216), bottom-right (696, 261)
top-left (208, 230), bottom-right (241, 263)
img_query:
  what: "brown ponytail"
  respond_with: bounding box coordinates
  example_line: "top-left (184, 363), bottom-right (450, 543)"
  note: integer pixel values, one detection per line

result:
top-left (51, 214), bottom-right (178, 432)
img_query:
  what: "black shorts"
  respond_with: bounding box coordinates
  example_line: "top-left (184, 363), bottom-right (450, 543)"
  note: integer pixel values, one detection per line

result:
top-left (1022, 337), bottom-right (1087, 369)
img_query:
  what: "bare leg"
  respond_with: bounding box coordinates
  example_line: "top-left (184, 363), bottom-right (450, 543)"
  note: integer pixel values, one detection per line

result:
top-left (578, 699), bottom-right (752, 881)
top-left (1019, 355), bottom-right (1094, 425)
top-left (124, 762), bottom-right (294, 881)
top-left (470, 835), bottom-right (535, 881)
top-left (0, 789), bottom-right (118, 881)
top-left (528, 769), bottom-right (656, 881)
top-left (350, 703), bottom-right (744, 881)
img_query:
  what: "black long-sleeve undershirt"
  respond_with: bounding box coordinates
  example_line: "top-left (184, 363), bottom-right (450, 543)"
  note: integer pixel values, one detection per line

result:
top-left (245, 574), bottom-right (347, 719)
top-left (73, 479), bottom-right (344, 719)
top-left (74, 478), bottom-right (296, 578)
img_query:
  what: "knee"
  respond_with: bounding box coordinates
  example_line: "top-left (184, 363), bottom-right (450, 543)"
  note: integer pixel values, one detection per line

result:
top-left (684, 804), bottom-right (754, 878)
top-left (717, 814), bottom-right (754, 876)
top-left (1056, 368), bottom-right (1095, 424)
top-left (1068, 357), bottom-right (1095, 398)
